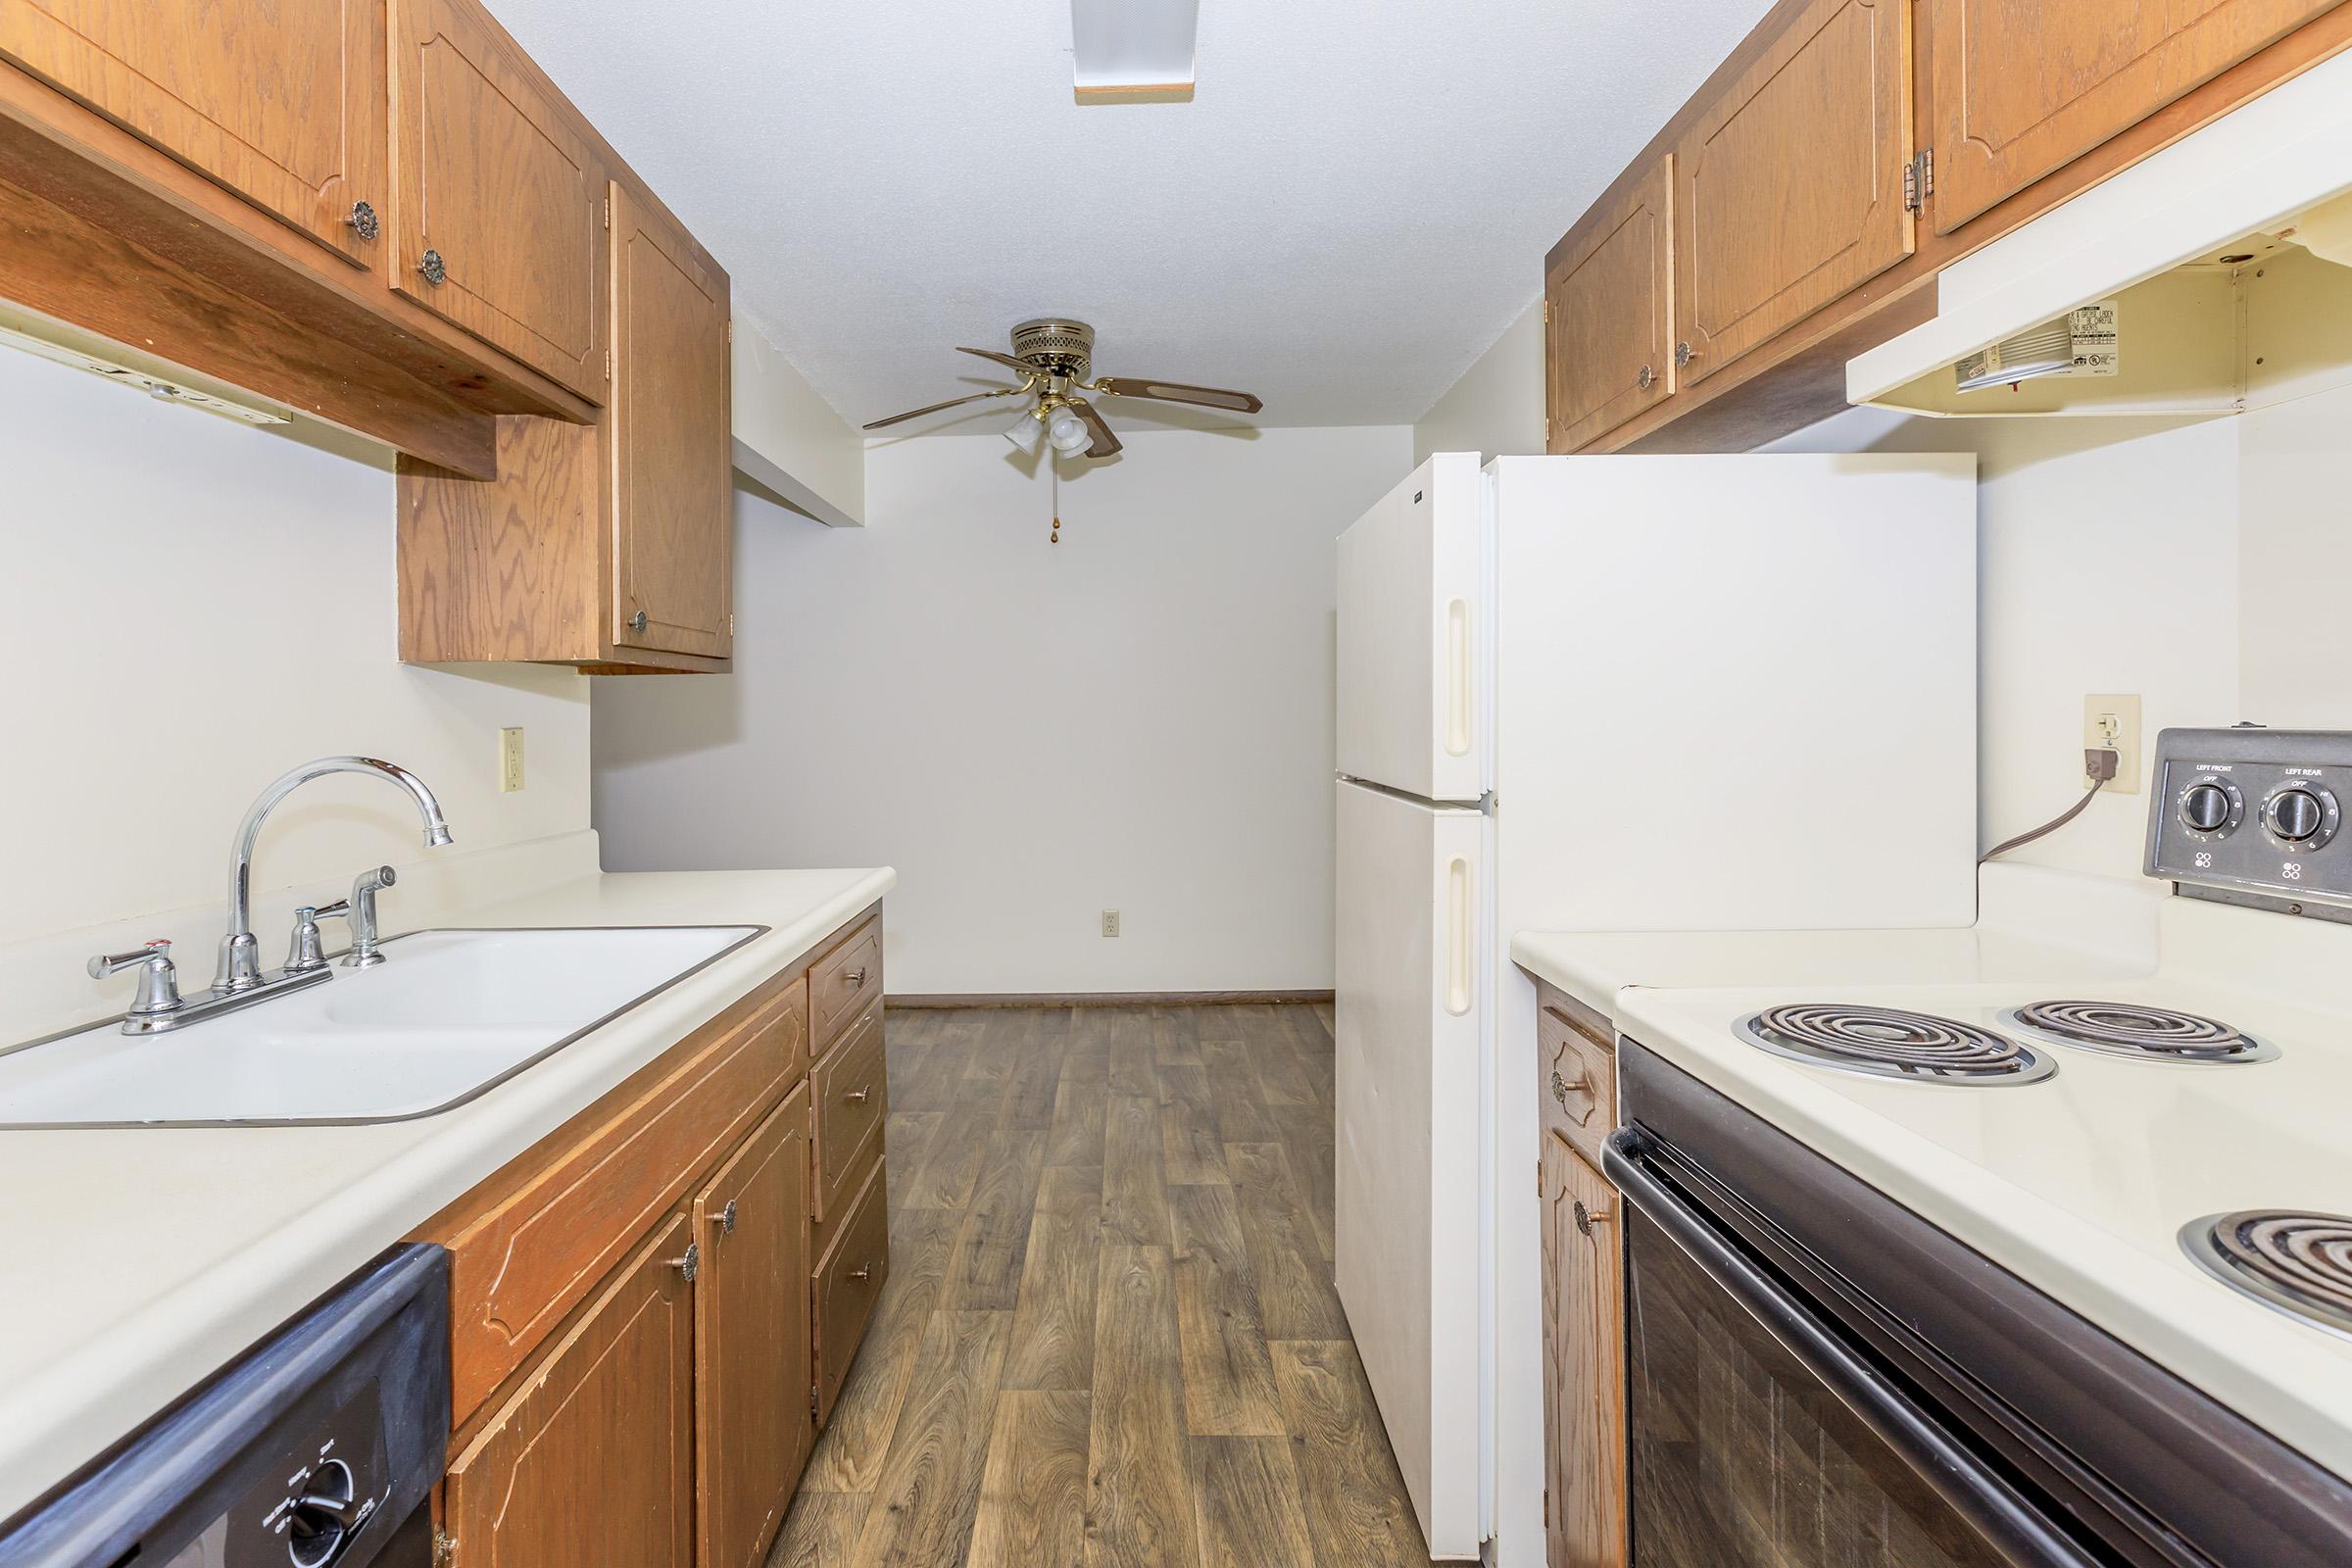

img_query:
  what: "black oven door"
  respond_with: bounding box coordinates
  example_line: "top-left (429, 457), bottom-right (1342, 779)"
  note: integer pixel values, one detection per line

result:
top-left (1605, 1043), bottom-right (2352, 1568)
top-left (1606, 1136), bottom-right (2096, 1568)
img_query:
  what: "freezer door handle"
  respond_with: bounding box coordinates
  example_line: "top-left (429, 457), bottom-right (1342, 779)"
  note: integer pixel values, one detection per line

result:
top-left (1445, 598), bottom-right (1472, 759)
top-left (1445, 854), bottom-right (1473, 1015)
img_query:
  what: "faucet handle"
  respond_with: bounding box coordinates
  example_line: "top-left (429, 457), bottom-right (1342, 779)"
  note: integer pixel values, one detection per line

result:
top-left (88, 939), bottom-right (171, 979)
top-left (87, 940), bottom-right (183, 1019)
top-left (284, 902), bottom-right (350, 975)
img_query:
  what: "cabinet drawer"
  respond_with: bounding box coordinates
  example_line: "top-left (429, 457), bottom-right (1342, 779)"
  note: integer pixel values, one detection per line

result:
top-left (812, 1155), bottom-right (890, 1426)
top-left (811, 1004), bottom-right (887, 1222)
top-left (437, 973), bottom-right (808, 1420)
top-left (390, 0), bottom-right (608, 399)
top-left (1539, 993), bottom-right (1616, 1168)
top-left (811, 916), bottom-right (882, 1050)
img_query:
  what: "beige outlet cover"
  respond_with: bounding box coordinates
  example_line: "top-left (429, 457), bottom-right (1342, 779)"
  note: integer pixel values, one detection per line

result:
top-left (2083, 694), bottom-right (2141, 795)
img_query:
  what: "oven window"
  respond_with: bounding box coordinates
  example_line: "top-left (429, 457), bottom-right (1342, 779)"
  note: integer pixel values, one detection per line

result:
top-left (1626, 1208), bottom-right (2015, 1567)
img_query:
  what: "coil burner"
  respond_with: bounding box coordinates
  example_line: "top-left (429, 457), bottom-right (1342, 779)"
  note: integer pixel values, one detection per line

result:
top-left (2185, 1210), bottom-right (2352, 1339)
top-left (1739, 1004), bottom-right (2055, 1085)
top-left (2004, 1001), bottom-right (2277, 1063)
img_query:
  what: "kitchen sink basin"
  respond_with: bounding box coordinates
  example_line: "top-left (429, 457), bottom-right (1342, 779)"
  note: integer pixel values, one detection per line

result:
top-left (0, 926), bottom-right (763, 1128)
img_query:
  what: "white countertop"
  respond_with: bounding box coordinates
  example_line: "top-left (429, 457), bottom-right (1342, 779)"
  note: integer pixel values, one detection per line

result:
top-left (0, 854), bottom-right (894, 1523)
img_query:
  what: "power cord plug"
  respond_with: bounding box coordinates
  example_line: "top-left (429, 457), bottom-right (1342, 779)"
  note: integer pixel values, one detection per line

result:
top-left (1981, 748), bottom-right (2121, 863)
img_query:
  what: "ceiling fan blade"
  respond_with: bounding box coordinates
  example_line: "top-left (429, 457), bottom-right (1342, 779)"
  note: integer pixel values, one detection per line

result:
top-left (1094, 376), bottom-right (1263, 415)
top-left (861, 385), bottom-right (1025, 430)
top-left (956, 345), bottom-right (1038, 375)
top-left (1069, 397), bottom-right (1123, 459)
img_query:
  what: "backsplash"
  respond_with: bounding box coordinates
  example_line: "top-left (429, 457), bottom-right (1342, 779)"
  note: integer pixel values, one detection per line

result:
top-left (0, 347), bottom-right (592, 946)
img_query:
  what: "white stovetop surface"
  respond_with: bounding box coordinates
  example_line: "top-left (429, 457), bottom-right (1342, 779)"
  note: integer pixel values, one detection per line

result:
top-left (1513, 863), bottom-right (2352, 1482)
top-left (0, 834), bottom-right (894, 1525)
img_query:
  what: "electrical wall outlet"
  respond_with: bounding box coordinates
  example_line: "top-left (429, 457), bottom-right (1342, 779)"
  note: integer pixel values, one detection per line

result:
top-left (2082, 695), bottom-right (2140, 794)
top-left (1101, 909), bottom-right (1121, 938)
top-left (499, 726), bottom-right (525, 793)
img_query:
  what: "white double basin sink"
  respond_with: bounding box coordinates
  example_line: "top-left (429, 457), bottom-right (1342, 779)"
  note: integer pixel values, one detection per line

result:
top-left (0, 926), bottom-right (761, 1127)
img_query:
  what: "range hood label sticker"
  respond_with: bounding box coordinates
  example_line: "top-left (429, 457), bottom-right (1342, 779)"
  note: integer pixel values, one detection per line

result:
top-left (2070, 301), bottom-right (2120, 375)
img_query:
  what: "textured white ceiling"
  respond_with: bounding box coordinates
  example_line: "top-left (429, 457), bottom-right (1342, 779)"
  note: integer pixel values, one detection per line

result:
top-left (486, 0), bottom-right (1776, 430)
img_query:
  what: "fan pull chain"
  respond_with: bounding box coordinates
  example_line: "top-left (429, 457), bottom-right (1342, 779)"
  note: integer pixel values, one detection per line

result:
top-left (1050, 459), bottom-right (1060, 544)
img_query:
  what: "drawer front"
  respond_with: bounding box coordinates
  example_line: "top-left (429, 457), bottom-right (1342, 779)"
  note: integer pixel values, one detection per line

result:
top-left (439, 973), bottom-right (808, 1420)
top-left (811, 1004), bottom-right (887, 1221)
top-left (811, 916), bottom-right (882, 1049)
top-left (812, 1156), bottom-right (890, 1426)
top-left (1539, 994), bottom-right (1616, 1168)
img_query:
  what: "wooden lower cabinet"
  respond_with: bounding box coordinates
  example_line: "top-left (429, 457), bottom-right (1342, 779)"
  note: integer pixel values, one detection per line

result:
top-left (424, 904), bottom-right (888, 1567)
top-left (1542, 1131), bottom-right (1628, 1568)
top-left (694, 1082), bottom-right (814, 1568)
top-left (443, 1209), bottom-right (697, 1568)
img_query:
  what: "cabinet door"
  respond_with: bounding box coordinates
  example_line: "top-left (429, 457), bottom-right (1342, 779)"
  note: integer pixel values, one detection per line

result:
top-left (1542, 1133), bottom-right (1626, 1568)
top-left (0, 0), bottom-right (382, 265)
top-left (389, 0), bottom-right (607, 399)
top-left (1928, 0), bottom-right (2347, 232)
top-left (611, 181), bottom-right (733, 661)
top-left (1673, 0), bottom-right (1912, 385)
top-left (1546, 157), bottom-right (1674, 453)
top-left (693, 1083), bottom-right (813, 1568)
top-left (444, 1211), bottom-right (695, 1568)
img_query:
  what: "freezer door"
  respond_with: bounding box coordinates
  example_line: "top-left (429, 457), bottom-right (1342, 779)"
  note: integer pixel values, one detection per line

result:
top-left (1336, 453), bottom-right (1486, 803)
top-left (1333, 780), bottom-right (1484, 1559)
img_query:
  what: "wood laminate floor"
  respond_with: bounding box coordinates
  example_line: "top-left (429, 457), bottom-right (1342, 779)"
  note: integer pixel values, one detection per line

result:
top-left (768, 1004), bottom-right (1436, 1568)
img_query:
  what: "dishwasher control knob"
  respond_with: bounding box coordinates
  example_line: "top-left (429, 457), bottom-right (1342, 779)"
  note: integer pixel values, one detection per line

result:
top-left (285, 1458), bottom-right (366, 1566)
top-left (2181, 783), bottom-right (2233, 833)
top-left (2263, 785), bottom-right (2337, 848)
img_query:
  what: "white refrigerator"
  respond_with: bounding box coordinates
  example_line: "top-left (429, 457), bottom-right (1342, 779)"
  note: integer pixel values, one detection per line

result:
top-left (1333, 451), bottom-right (1980, 1563)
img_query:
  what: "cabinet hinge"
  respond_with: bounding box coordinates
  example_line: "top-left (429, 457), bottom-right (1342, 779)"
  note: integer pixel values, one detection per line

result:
top-left (603, 196), bottom-right (612, 230)
top-left (605, 348), bottom-right (613, 380)
top-left (1543, 297), bottom-right (1551, 325)
top-left (810, 1386), bottom-right (821, 1421)
top-left (432, 1529), bottom-right (458, 1568)
top-left (1902, 148), bottom-right (1935, 214)
top-left (728, 612), bottom-right (735, 636)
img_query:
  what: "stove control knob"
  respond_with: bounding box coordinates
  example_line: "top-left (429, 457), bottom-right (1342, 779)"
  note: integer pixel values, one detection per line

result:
top-left (2181, 783), bottom-right (2233, 833)
top-left (2263, 784), bottom-right (2337, 848)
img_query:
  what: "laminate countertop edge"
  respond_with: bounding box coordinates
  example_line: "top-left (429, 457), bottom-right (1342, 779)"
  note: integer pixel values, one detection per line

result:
top-left (0, 864), bottom-right (896, 1526)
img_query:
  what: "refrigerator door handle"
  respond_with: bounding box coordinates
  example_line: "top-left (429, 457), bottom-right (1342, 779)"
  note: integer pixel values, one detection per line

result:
top-left (1445, 854), bottom-right (1473, 1015)
top-left (1445, 598), bottom-right (1472, 759)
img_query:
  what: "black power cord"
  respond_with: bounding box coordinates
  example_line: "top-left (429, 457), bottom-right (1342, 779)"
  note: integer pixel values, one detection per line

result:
top-left (1980, 748), bottom-right (2122, 863)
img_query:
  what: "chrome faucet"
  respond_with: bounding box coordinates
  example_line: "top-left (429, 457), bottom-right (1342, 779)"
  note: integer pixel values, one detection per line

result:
top-left (84, 759), bottom-right (452, 1035)
top-left (217, 758), bottom-right (452, 992)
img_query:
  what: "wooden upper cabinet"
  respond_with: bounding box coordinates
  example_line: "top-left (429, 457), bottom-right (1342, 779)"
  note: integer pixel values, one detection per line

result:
top-left (1546, 156), bottom-right (1674, 453)
top-left (1542, 1133), bottom-right (1628, 1568)
top-left (1673, 0), bottom-right (1913, 385)
top-left (389, 0), bottom-right (608, 401)
top-left (694, 1085), bottom-right (815, 1568)
top-left (1927, 0), bottom-right (2349, 232)
top-left (443, 1210), bottom-right (696, 1568)
top-left (611, 181), bottom-right (733, 661)
top-left (0, 0), bottom-right (383, 266)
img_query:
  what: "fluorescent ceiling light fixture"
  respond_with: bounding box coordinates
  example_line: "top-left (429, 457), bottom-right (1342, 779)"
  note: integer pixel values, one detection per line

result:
top-left (0, 318), bottom-right (290, 426)
top-left (1071, 0), bottom-right (1200, 97)
top-left (1004, 409), bottom-right (1046, 453)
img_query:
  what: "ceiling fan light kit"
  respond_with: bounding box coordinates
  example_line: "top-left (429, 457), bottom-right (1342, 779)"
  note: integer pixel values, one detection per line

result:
top-left (861, 317), bottom-right (1265, 542)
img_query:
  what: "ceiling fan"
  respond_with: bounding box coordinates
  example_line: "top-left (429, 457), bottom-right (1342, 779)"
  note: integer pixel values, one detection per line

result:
top-left (861, 318), bottom-right (1264, 460)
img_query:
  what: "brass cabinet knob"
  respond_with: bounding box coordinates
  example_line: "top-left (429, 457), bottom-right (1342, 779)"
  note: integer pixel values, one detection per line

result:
top-left (1574, 1199), bottom-right (1612, 1238)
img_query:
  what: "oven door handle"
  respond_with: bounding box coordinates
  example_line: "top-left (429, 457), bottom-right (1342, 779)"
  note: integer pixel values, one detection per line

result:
top-left (1603, 1129), bottom-right (2104, 1568)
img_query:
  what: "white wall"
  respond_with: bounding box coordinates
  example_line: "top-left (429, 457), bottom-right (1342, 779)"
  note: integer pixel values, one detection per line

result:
top-left (2236, 380), bottom-right (2352, 732)
top-left (593, 423), bottom-right (1412, 995)
top-left (1764, 408), bottom-right (2242, 881)
top-left (0, 348), bottom-right (591, 946)
top-left (1413, 299), bottom-right (1545, 466)
top-left (733, 315), bottom-right (864, 528)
